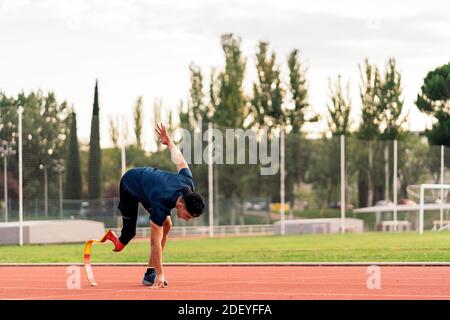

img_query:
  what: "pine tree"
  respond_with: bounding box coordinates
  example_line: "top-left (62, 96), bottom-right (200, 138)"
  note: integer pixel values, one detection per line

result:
top-left (416, 62), bottom-right (450, 146)
top-left (88, 80), bottom-right (102, 199)
top-left (64, 111), bottom-right (82, 199)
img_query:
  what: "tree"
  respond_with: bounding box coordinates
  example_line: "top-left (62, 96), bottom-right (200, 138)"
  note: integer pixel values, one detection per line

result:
top-left (326, 75), bottom-right (352, 136)
top-left (133, 96), bottom-right (144, 149)
top-left (88, 80), bottom-right (102, 199)
top-left (251, 41), bottom-right (284, 128)
top-left (378, 58), bottom-right (407, 201)
top-left (178, 100), bottom-right (191, 130)
top-left (287, 49), bottom-right (314, 134)
top-left (356, 59), bottom-right (382, 206)
top-left (189, 63), bottom-right (209, 123)
top-left (212, 33), bottom-right (247, 128)
top-left (211, 33), bottom-right (247, 225)
top-left (284, 49), bottom-right (318, 215)
top-left (0, 91), bottom-right (70, 211)
top-left (358, 59), bottom-right (382, 140)
top-left (397, 134), bottom-right (434, 198)
top-left (249, 41), bottom-right (285, 212)
top-left (321, 75), bottom-right (352, 211)
top-left (209, 67), bottom-right (219, 122)
top-left (305, 138), bottom-right (341, 209)
top-left (152, 98), bottom-right (163, 152)
top-left (416, 62), bottom-right (450, 146)
top-left (108, 116), bottom-right (119, 148)
top-left (64, 111), bottom-right (82, 199)
top-left (379, 58), bottom-right (406, 140)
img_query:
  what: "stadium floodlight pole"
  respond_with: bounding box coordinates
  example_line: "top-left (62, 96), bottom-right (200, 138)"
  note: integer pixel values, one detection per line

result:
top-left (419, 184), bottom-right (424, 234)
top-left (340, 135), bottom-right (345, 234)
top-left (53, 159), bottom-right (65, 219)
top-left (280, 126), bottom-right (285, 235)
top-left (208, 122), bottom-right (214, 238)
top-left (42, 164), bottom-right (48, 217)
top-left (440, 145), bottom-right (444, 229)
top-left (393, 140), bottom-right (398, 232)
top-left (3, 151), bottom-right (6, 222)
top-left (18, 106), bottom-right (24, 246)
top-left (1, 140), bottom-right (16, 222)
top-left (120, 115), bottom-right (126, 176)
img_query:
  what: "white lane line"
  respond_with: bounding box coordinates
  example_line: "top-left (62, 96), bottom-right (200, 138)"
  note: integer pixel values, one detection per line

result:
top-left (7, 288), bottom-right (450, 300)
top-left (3, 284), bottom-right (450, 300)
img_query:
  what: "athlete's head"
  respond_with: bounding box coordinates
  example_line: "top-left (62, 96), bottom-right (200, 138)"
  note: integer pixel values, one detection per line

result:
top-left (176, 187), bottom-right (205, 221)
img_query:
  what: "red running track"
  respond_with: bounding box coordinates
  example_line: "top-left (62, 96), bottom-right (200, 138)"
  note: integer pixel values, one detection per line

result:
top-left (1, 265), bottom-right (450, 300)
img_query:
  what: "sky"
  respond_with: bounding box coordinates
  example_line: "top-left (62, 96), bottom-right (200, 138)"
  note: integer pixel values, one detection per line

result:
top-left (1, 0), bottom-right (449, 149)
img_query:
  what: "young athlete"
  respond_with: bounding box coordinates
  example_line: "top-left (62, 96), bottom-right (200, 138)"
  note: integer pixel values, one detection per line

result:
top-left (108, 123), bottom-right (205, 289)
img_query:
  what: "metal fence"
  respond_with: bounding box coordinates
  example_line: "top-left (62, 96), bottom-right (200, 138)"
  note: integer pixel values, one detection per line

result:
top-left (1, 105), bottom-right (450, 244)
top-left (115, 224), bottom-right (274, 238)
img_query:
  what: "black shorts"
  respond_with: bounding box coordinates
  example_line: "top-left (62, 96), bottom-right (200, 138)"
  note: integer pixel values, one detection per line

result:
top-left (117, 179), bottom-right (139, 220)
top-left (117, 179), bottom-right (142, 245)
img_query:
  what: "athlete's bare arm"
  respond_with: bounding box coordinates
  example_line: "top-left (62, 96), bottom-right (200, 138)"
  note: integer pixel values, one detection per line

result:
top-left (155, 123), bottom-right (188, 173)
top-left (149, 220), bottom-right (166, 289)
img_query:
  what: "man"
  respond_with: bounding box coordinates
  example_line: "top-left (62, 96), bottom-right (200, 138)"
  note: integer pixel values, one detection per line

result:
top-left (108, 123), bottom-right (205, 289)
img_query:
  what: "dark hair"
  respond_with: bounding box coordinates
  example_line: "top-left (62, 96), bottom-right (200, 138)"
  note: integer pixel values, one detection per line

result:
top-left (181, 187), bottom-right (205, 217)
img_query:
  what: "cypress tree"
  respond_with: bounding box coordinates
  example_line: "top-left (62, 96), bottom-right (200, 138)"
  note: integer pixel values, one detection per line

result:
top-left (64, 111), bottom-right (82, 199)
top-left (88, 80), bottom-right (102, 199)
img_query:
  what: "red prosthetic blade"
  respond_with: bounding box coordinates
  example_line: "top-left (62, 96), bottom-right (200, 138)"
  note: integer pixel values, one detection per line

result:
top-left (83, 230), bottom-right (117, 286)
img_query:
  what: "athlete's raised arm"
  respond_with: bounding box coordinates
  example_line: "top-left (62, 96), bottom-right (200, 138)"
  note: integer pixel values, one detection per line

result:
top-left (155, 123), bottom-right (188, 172)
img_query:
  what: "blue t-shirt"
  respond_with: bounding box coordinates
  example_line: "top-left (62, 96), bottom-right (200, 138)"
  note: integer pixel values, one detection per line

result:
top-left (121, 166), bottom-right (195, 226)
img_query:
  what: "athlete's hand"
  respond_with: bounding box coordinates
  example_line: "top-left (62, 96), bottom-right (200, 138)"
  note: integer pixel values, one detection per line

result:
top-left (155, 123), bottom-right (172, 146)
top-left (151, 274), bottom-right (167, 289)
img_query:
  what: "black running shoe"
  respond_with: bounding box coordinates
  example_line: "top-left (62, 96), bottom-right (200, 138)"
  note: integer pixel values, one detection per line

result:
top-left (142, 268), bottom-right (168, 286)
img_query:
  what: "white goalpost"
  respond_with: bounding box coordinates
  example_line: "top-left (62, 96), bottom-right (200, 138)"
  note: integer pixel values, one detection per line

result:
top-left (419, 184), bottom-right (450, 234)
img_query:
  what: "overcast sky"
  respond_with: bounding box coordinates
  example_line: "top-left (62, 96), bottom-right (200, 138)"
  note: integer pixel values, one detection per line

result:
top-left (1, 0), bottom-right (449, 149)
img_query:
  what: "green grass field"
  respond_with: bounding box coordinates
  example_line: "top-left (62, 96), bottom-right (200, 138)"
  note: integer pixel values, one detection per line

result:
top-left (2, 232), bottom-right (450, 263)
